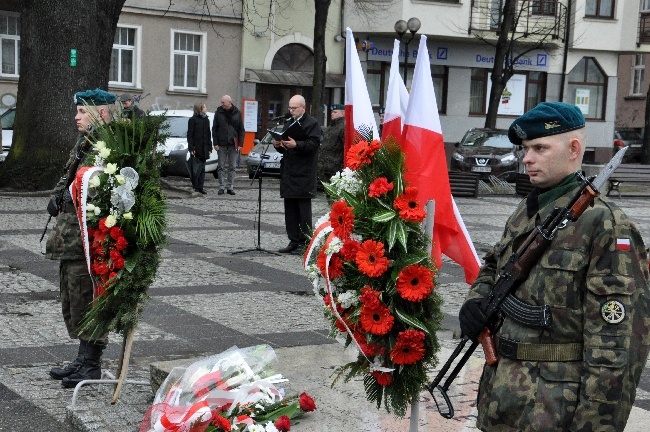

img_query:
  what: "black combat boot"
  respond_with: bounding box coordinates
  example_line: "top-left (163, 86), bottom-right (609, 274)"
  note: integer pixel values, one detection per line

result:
top-left (61, 341), bottom-right (104, 389)
top-left (49, 340), bottom-right (86, 380)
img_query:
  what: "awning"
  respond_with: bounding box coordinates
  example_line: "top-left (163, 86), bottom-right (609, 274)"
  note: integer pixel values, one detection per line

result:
top-left (244, 68), bottom-right (345, 88)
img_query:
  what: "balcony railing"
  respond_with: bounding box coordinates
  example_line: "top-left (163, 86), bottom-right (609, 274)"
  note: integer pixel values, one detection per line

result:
top-left (639, 13), bottom-right (650, 45)
top-left (469, 0), bottom-right (567, 44)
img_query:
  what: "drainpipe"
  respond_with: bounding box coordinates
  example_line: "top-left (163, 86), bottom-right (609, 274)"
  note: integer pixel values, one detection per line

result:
top-left (559, 0), bottom-right (572, 102)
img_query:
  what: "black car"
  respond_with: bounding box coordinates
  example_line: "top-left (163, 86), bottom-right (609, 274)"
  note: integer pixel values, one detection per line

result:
top-left (449, 128), bottom-right (521, 182)
top-left (613, 129), bottom-right (643, 163)
top-left (246, 127), bottom-right (283, 179)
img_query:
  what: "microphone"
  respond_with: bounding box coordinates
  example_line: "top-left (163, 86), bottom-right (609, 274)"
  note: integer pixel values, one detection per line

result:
top-left (270, 112), bottom-right (291, 121)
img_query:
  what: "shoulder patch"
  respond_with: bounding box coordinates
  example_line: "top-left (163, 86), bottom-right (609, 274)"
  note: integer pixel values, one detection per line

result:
top-left (601, 300), bottom-right (625, 324)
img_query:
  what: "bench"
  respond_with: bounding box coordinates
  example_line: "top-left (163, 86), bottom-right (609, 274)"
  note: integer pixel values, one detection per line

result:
top-left (607, 164), bottom-right (650, 197)
top-left (448, 171), bottom-right (480, 198)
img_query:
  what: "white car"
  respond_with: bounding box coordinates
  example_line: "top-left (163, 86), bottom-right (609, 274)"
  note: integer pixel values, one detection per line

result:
top-left (150, 109), bottom-right (218, 178)
top-left (0, 107), bottom-right (15, 163)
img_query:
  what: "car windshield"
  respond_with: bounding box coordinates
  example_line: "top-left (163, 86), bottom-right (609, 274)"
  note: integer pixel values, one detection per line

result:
top-left (461, 131), bottom-right (512, 149)
top-left (616, 130), bottom-right (641, 141)
top-left (163, 117), bottom-right (189, 138)
top-left (1, 109), bottom-right (15, 130)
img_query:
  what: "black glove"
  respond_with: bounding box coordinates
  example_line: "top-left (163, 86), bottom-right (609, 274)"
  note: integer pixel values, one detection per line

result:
top-left (47, 195), bottom-right (61, 217)
top-left (459, 298), bottom-right (488, 341)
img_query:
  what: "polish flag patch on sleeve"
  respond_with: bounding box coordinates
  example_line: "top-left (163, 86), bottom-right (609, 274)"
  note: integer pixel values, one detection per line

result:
top-left (616, 238), bottom-right (631, 251)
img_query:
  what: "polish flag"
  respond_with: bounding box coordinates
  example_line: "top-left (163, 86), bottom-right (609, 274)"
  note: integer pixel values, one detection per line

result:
top-left (381, 39), bottom-right (409, 145)
top-left (401, 35), bottom-right (481, 284)
top-left (344, 27), bottom-right (379, 165)
top-left (616, 238), bottom-right (631, 251)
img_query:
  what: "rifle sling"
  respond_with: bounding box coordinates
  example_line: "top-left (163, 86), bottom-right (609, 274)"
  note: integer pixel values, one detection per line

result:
top-left (496, 336), bottom-right (583, 362)
top-left (500, 293), bottom-right (553, 329)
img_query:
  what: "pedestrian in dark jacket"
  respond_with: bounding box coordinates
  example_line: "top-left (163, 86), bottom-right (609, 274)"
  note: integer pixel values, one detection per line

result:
top-left (273, 95), bottom-right (321, 254)
top-left (119, 93), bottom-right (145, 120)
top-left (187, 103), bottom-right (212, 194)
top-left (212, 95), bottom-right (245, 195)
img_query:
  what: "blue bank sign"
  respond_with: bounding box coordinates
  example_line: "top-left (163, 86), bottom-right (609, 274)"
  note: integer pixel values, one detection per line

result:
top-left (366, 39), bottom-right (549, 72)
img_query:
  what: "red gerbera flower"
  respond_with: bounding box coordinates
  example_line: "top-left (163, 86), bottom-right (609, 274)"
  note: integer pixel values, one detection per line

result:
top-left (346, 141), bottom-right (375, 170)
top-left (393, 186), bottom-right (426, 222)
top-left (353, 327), bottom-right (384, 356)
top-left (330, 200), bottom-right (355, 239)
top-left (372, 370), bottom-right (393, 386)
top-left (368, 177), bottom-right (394, 198)
top-left (355, 239), bottom-right (390, 277)
top-left (211, 414), bottom-right (231, 431)
top-left (360, 303), bottom-right (394, 335)
top-left (299, 392), bottom-right (317, 412)
top-left (340, 238), bottom-right (360, 261)
top-left (367, 139), bottom-right (382, 155)
top-left (396, 264), bottom-right (435, 302)
top-left (390, 329), bottom-right (426, 365)
top-left (274, 415), bottom-right (291, 431)
top-left (316, 249), bottom-right (344, 280)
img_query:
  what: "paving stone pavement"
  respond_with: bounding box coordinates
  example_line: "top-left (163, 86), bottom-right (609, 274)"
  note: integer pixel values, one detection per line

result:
top-left (1, 170), bottom-right (650, 431)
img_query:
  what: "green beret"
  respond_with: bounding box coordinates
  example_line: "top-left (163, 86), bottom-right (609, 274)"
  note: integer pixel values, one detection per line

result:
top-left (331, 103), bottom-right (345, 111)
top-left (508, 102), bottom-right (585, 145)
top-left (74, 88), bottom-right (116, 106)
top-left (379, 107), bottom-right (385, 115)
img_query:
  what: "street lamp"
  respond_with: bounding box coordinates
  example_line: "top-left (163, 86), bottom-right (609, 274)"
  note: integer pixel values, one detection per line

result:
top-left (394, 17), bottom-right (421, 85)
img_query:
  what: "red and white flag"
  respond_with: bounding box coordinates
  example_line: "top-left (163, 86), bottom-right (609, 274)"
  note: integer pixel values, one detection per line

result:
top-left (344, 27), bottom-right (379, 165)
top-left (616, 238), bottom-right (631, 251)
top-left (401, 35), bottom-right (481, 284)
top-left (381, 39), bottom-right (409, 145)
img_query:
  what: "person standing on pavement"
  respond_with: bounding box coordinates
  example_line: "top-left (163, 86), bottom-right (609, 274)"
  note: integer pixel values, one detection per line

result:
top-left (273, 95), bottom-right (321, 254)
top-left (317, 103), bottom-right (345, 186)
top-left (45, 88), bottom-right (115, 388)
top-left (187, 103), bottom-right (212, 194)
top-left (212, 95), bottom-right (244, 195)
top-left (119, 93), bottom-right (144, 120)
top-left (378, 107), bottom-right (385, 139)
top-left (458, 102), bottom-right (650, 431)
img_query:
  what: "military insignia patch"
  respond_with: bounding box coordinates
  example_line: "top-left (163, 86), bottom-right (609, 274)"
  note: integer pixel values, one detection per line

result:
top-left (513, 124), bottom-right (527, 140)
top-left (544, 120), bottom-right (561, 130)
top-left (601, 300), bottom-right (625, 324)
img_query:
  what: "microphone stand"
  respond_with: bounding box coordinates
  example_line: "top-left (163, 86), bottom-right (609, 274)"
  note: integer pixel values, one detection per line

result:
top-left (232, 137), bottom-right (280, 256)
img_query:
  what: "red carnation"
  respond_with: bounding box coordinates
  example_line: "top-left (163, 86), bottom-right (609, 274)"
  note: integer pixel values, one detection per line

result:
top-left (98, 218), bottom-right (110, 233)
top-left (93, 262), bottom-right (110, 276)
top-left (372, 370), bottom-right (393, 386)
top-left (274, 415), bottom-right (291, 431)
top-left (113, 257), bottom-right (125, 270)
top-left (390, 329), bottom-right (426, 365)
top-left (393, 185), bottom-right (426, 222)
top-left (211, 414), bottom-right (231, 431)
top-left (299, 392), bottom-right (316, 412)
top-left (339, 238), bottom-right (360, 262)
top-left (368, 177), bottom-right (394, 198)
top-left (355, 239), bottom-right (390, 278)
top-left (115, 236), bottom-right (128, 251)
top-left (396, 264), bottom-right (435, 302)
top-left (330, 200), bottom-right (355, 240)
top-left (109, 226), bottom-right (124, 240)
top-left (359, 285), bottom-right (381, 308)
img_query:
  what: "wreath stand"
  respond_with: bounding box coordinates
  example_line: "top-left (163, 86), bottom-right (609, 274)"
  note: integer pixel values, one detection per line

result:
top-left (70, 327), bottom-right (150, 407)
top-left (408, 199), bottom-right (435, 432)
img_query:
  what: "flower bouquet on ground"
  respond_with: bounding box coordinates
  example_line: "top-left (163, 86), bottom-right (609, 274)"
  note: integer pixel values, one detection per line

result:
top-left (74, 112), bottom-right (169, 338)
top-left (140, 345), bottom-right (317, 432)
top-left (304, 139), bottom-right (443, 417)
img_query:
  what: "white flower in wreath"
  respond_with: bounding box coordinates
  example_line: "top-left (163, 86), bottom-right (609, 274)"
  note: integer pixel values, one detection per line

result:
top-left (306, 264), bottom-right (321, 283)
top-left (264, 422), bottom-right (279, 432)
top-left (99, 147), bottom-right (111, 159)
top-left (88, 174), bottom-right (102, 189)
top-left (337, 291), bottom-right (358, 309)
top-left (123, 212), bottom-right (133, 220)
top-left (115, 174), bottom-right (126, 185)
top-left (330, 167), bottom-right (361, 195)
top-left (93, 141), bottom-right (106, 151)
top-left (248, 425), bottom-right (265, 432)
top-left (325, 237), bottom-right (343, 255)
top-left (105, 214), bottom-right (117, 228)
top-left (105, 163), bottom-right (118, 175)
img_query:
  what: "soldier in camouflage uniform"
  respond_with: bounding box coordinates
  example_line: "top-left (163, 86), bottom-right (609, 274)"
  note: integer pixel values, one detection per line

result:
top-left (317, 103), bottom-right (345, 186)
top-left (459, 102), bottom-right (650, 431)
top-left (45, 88), bottom-right (116, 388)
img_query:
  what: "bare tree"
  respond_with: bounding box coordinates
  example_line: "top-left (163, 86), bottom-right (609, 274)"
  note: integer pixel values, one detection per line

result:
top-left (0, 0), bottom-right (125, 191)
top-left (474, 0), bottom-right (567, 128)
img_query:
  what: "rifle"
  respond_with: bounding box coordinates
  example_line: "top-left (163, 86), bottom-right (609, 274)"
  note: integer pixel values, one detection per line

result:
top-left (427, 147), bottom-right (628, 419)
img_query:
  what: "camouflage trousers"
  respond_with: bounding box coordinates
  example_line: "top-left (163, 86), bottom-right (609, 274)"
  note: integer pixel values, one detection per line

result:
top-left (59, 260), bottom-right (108, 345)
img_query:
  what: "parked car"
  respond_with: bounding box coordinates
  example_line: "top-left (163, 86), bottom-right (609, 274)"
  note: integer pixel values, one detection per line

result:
top-left (0, 107), bottom-right (15, 163)
top-left (150, 110), bottom-right (218, 178)
top-left (613, 129), bottom-right (643, 163)
top-left (449, 128), bottom-right (522, 182)
top-left (247, 127), bottom-right (283, 179)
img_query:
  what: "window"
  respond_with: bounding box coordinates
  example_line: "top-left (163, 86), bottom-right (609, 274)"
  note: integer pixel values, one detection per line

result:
top-left (432, 65), bottom-right (448, 114)
top-left (527, 71), bottom-right (546, 109)
top-left (271, 44), bottom-right (314, 72)
top-left (170, 30), bottom-right (207, 92)
top-left (644, 0), bottom-right (650, 12)
top-left (110, 26), bottom-right (140, 87)
top-left (470, 68), bottom-right (488, 114)
top-left (532, 0), bottom-right (556, 16)
top-left (0, 12), bottom-right (20, 77)
top-left (373, 63), bottom-right (447, 114)
top-left (585, 0), bottom-right (614, 19)
top-left (567, 57), bottom-right (607, 119)
top-left (631, 55), bottom-right (644, 96)
top-left (490, 0), bottom-right (502, 30)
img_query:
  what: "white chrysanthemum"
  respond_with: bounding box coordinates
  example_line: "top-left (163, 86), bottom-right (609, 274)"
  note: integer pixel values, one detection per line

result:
top-left (93, 141), bottom-right (106, 151)
top-left (325, 237), bottom-right (343, 254)
top-left (104, 163), bottom-right (118, 175)
top-left (337, 291), bottom-right (358, 309)
top-left (105, 214), bottom-right (117, 228)
top-left (99, 147), bottom-right (111, 159)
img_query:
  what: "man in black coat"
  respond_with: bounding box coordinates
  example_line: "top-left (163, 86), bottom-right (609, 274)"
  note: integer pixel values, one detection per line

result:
top-left (212, 95), bottom-right (245, 195)
top-left (273, 95), bottom-right (321, 253)
top-left (187, 103), bottom-right (212, 194)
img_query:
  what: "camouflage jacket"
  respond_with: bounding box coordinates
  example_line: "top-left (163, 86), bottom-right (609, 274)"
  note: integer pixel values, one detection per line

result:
top-left (45, 136), bottom-right (90, 261)
top-left (466, 184), bottom-right (650, 431)
top-left (317, 116), bottom-right (345, 184)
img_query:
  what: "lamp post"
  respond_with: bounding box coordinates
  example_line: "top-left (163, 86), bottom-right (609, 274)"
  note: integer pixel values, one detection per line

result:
top-left (394, 17), bottom-right (421, 85)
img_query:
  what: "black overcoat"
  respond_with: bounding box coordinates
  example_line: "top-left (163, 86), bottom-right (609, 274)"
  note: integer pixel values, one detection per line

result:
top-left (187, 114), bottom-right (212, 161)
top-left (277, 113), bottom-right (321, 199)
